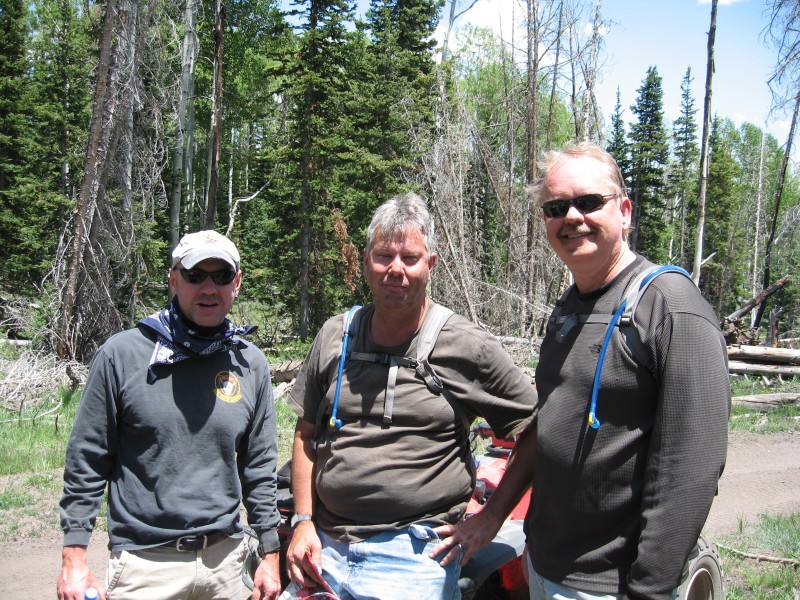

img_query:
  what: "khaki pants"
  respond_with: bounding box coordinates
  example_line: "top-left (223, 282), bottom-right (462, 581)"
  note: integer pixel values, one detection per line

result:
top-left (105, 536), bottom-right (247, 599)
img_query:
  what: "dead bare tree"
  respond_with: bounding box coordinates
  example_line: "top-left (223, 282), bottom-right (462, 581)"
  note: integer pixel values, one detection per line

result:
top-left (57, 0), bottom-right (125, 360)
top-left (691, 0), bottom-right (717, 287)
top-left (53, 0), bottom-right (175, 361)
top-left (169, 0), bottom-right (199, 248)
top-left (205, 0), bottom-right (225, 229)
top-left (754, 0), bottom-right (800, 327)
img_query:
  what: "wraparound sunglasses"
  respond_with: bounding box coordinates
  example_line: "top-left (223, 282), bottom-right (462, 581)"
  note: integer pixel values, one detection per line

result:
top-left (178, 267), bottom-right (237, 285)
top-left (541, 193), bottom-right (618, 219)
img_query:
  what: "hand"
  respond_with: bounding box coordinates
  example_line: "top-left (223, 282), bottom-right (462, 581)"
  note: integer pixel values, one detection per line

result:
top-left (250, 551), bottom-right (282, 600)
top-left (57, 546), bottom-right (106, 600)
top-left (429, 511), bottom-right (505, 567)
top-left (285, 521), bottom-right (323, 588)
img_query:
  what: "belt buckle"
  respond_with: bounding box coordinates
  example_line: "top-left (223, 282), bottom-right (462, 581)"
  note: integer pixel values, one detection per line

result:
top-left (175, 534), bottom-right (206, 551)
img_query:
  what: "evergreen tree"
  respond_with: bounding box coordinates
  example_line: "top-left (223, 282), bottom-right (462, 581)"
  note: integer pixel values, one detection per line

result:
top-left (605, 88), bottom-right (630, 183)
top-left (703, 117), bottom-right (745, 315)
top-left (668, 67), bottom-right (700, 267)
top-left (628, 66), bottom-right (670, 261)
top-left (0, 0), bottom-right (34, 288)
top-left (280, 0), bottom-right (359, 339)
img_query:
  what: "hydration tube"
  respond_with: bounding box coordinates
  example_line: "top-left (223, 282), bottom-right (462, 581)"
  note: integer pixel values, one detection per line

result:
top-left (588, 266), bottom-right (690, 429)
top-left (329, 306), bottom-right (361, 430)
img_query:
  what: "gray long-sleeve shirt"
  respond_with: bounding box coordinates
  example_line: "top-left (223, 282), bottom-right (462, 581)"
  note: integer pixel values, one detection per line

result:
top-left (59, 326), bottom-right (280, 553)
top-left (530, 256), bottom-right (730, 599)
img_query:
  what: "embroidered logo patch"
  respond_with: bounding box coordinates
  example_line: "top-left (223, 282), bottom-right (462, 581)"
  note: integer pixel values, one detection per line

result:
top-left (214, 371), bottom-right (242, 403)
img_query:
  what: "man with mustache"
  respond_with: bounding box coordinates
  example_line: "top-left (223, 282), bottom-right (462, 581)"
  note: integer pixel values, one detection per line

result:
top-left (434, 142), bottom-right (730, 599)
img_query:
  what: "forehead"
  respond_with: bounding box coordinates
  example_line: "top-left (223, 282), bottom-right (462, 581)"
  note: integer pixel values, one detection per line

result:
top-left (371, 227), bottom-right (428, 251)
top-left (542, 157), bottom-right (611, 200)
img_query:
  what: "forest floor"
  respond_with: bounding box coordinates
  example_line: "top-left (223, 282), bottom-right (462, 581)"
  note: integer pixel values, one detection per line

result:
top-left (1, 430), bottom-right (798, 599)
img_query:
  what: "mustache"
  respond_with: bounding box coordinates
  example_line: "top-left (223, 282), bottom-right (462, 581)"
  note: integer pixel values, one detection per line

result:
top-left (558, 226), bottom-right (593, 237)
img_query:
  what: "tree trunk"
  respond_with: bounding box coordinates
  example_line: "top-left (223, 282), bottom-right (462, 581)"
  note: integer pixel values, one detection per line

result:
top-left (692, 0), bottom-right (717, 286)
top-left (170, 0), bottom-right (198, 248)
top-left (753, 90), bottom-right (799, 327)
top-left (57, 0), bottom-right (120, 359)
top-left (522, 0), bottom-right (541, 335)
top-left (204, 0), bottom-right (224, 229)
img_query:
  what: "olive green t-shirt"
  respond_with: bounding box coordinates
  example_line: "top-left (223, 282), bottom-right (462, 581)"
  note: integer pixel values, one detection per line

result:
top-left (289, 302), bottom-right (537, 541)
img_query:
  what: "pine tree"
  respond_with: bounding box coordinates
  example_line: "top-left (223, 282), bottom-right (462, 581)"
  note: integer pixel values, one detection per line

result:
top-left (605, 88), bottom-right (631, 184)
top-left (703, 117), bottom-right (745, 314)
top-left (669, 67), bottom-right (700, 267)
top-left (628, 66), bottom-right (670, 261)
top-left (0, 0), bottom-right (34, 288)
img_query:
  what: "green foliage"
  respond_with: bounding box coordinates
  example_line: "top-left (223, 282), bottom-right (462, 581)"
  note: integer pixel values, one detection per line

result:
top-left (628, 66), bottom-right (670, 263)
top-left (702, 118), bottom-right (748, 315)
top-left (667, 67), bottom-right (699, 269)
top-left (606, 89), bottom-right (630, 178)
top-left (729, 403), bottom-right (800, 434)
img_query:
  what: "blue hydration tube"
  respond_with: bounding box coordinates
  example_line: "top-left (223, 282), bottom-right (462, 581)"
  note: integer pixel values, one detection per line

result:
top-left (588, 266), bottom-right (690, 429)
top-left (329, 306), bottom-right (361, 430)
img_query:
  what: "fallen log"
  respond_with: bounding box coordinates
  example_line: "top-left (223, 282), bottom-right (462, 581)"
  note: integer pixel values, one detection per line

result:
top-left (728, 360), bottom-right (800, 376)
top-left (726, 275), bottom-right (790, 321)
top-left (731, 393), bottom-right (799, 409)
top-left (727, 345), bottom-right (800, 366)
top-left (271, 359), bottom-right (304, 383)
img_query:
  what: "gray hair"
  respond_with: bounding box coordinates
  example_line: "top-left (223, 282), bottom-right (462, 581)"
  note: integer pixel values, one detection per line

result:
top-left (365, 192), bottom-right (435, 253)
top-left (529, 141), bottom-right (627, 205)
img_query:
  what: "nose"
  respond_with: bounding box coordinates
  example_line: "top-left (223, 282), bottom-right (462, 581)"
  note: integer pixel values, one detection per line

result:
top-left (199, 274), bottom-right (218, 292)
top-left (387, 254), bottom-right (403, 274)
top-left (563, 203), bottom-right (585, 222)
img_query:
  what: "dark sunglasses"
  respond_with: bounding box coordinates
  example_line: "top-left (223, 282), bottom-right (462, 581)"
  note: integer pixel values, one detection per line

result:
top-left (541, 193), bottom-right (618, 219)
top-left (178, 267), bottom-right (237, 285)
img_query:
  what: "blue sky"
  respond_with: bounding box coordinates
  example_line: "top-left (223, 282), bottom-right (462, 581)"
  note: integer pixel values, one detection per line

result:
top-left (440, 0), bottom-right (789, 144)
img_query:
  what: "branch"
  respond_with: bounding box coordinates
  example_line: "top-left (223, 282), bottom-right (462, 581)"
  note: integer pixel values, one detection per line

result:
top-left (716, 543), bottom-right (800, 568)
top-left (226, 183), bottom-right (267, 236)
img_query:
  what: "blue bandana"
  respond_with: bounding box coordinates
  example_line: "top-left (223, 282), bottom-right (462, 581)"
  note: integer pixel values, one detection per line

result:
top-left (136, 297), bottom-right (257, 383)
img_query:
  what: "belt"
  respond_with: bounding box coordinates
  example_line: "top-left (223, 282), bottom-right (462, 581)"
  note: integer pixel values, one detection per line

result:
top-left (162, 530), bottom-right (229, 552)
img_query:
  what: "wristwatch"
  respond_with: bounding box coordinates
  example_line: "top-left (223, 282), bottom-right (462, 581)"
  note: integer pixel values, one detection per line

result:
top-left (291, 513), bottom-right (314, 528)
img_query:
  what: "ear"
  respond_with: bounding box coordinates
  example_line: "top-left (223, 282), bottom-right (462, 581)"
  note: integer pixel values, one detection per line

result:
top-left (428, 252), bottom-right (437, 273)
top-left (619, 196), bottom-right (633, 231)
top-left (168, 268), bottom-right (178, 295)
top-left (233, 270), bottom-right (243, 297)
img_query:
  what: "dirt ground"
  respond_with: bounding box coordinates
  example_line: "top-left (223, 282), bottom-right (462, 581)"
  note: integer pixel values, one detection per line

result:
top-left (2, 430), bottom-right (799, 599)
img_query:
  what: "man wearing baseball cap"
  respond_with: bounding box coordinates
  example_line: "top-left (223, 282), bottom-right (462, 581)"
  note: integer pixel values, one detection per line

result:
top-left (58, 230), bottom-right (282, 600)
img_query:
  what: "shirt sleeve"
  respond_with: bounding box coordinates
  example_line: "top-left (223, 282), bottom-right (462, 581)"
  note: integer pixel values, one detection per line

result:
top-left (238, 358), bottom-right (281, 553)
top-left (627, 281), bottom-right (730, 598)
top-left (59, 347), bottom-right (119, 547)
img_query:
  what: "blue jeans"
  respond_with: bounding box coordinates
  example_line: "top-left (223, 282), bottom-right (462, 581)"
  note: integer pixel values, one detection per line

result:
top-left (282, 524), bottom-right (462, 600)
top-left (526, 554), bottom-right (678, 600)
top-left (527, 554), bottom-right (623, 600)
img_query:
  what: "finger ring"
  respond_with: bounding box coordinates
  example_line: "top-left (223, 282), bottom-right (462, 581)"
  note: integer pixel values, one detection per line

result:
top-left (456, 543), bottom-right (465, 552)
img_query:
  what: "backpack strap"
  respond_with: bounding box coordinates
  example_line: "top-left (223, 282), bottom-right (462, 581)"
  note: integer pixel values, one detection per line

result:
top-left (323, 303), bottom-right (456, 429)
top-left (415, 304), bottom-right (455, 394)
top-left (382, 303), bottom-right (454, 425)
top-left (325, 305), bottom-right (362, 432)
top-left (587, 265), bottom-right (692, 429)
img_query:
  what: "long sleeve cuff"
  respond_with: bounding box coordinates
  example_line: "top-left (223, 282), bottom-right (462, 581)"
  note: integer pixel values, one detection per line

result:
top-left (63, 529), bottom-right (93, 547)
top-left (257, 528), bottom-right (280, 554)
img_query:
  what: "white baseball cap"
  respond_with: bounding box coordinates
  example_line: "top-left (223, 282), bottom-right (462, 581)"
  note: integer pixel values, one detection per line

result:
top-left (171, 230), bottom-right (240, 270)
